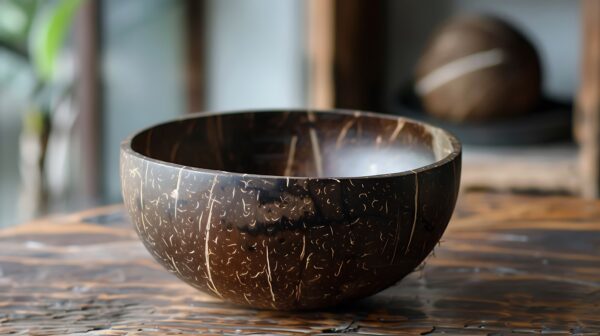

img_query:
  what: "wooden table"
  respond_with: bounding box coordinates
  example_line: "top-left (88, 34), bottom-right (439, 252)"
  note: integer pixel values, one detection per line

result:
top-left (1, 193), bottom-right (599, 335)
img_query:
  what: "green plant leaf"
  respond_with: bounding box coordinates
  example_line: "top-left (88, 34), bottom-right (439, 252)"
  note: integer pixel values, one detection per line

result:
top-left (28, 0), bottom-right (84, 81)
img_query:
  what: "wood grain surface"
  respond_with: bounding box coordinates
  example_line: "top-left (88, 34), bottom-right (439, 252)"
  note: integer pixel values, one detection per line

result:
top-left (0, 193), bottom-right (598, 335)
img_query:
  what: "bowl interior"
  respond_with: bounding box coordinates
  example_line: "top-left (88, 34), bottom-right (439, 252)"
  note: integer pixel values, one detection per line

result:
top-left (130, 110), bottom-right (456, 178)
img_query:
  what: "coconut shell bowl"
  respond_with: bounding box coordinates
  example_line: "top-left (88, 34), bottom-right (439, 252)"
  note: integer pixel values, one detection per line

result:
top-left (120, 109), bottom-right (461, 310)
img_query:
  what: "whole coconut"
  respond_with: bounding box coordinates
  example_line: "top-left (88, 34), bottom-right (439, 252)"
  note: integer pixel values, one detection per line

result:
top-left (415, 15), bottom-right (542, 122)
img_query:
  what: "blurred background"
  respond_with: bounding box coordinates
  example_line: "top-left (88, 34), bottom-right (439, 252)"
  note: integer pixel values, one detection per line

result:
top-left (0, 0), bottom-right (596, 228)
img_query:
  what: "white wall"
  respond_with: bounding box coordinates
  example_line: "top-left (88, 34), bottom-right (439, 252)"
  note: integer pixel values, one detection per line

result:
top-left (205, 0), bottom-right (305, 111)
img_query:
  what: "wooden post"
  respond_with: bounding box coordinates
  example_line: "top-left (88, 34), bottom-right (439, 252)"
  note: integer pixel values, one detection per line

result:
top-left (184, 0), bottom-right (205, 113)
top-left (75, 0), bottom-right (101, 201)
top-left (333, 0), bottom-right (385, 110)
top-left (306, 1), bottom-right (385, 111)
top-left (578, 0), bottom-right (600, 198)
top-left (306, 0), bottom-right (335, 109)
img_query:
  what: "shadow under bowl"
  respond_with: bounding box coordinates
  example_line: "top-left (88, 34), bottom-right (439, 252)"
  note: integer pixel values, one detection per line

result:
top-left (120, 109), bottom-right (461, 310)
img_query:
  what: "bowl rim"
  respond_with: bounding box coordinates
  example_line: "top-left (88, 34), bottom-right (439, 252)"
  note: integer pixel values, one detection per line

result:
top-left (120, 108), bottom-right (462, 180)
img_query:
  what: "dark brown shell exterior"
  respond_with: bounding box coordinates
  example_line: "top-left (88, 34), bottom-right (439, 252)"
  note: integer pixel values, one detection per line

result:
top-left (120, 109), bottom-right (461, 310)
